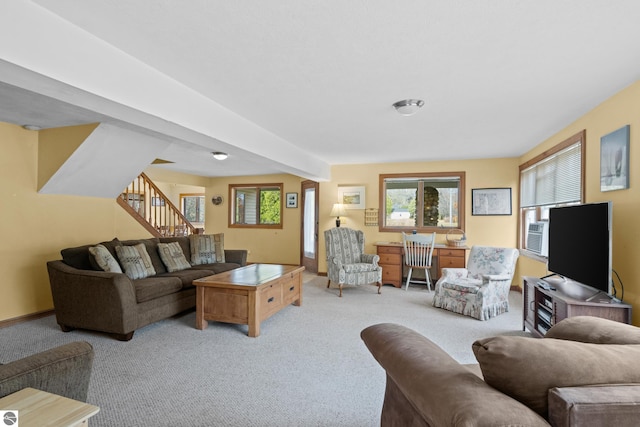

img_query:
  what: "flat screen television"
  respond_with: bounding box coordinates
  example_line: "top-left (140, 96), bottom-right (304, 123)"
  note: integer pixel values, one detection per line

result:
top-left (547, 201), bottom-right (612, 296)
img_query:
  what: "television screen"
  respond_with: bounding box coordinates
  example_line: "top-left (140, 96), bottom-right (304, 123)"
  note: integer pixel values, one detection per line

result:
top-left (547, 202), bottom-right (612, 295)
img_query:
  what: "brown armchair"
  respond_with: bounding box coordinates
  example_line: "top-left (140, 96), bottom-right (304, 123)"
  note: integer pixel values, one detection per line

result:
top-left (0, 341), bottom-right (94, 402)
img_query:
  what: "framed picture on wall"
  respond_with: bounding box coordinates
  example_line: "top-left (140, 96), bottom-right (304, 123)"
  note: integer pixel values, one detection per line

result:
top-left (600, 125), bottom-right (630, 192)
top-left (471, 188), bottom-right (512, 216)
top-left (286, 192), bottom-right (298, 208)
top-left (338, 186), bottom-right (365, 209)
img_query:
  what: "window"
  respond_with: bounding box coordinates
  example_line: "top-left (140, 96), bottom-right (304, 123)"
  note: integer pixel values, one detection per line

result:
top-left (379, 172), bottom-right (465, 233)
top-left (229, 183), bottom-right (283, 228)
top-left (519, 130), bottom-right (585, 255)
top-left (181, 194), bottom-right (205, 223)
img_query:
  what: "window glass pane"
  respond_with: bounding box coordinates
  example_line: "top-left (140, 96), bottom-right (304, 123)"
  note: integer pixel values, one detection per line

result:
top-left (182, 195), bottom-right (205, 223)
top-left (230, 184), bottom-right (282, 228)
top-left (381, 173), bottom-right (463, 232)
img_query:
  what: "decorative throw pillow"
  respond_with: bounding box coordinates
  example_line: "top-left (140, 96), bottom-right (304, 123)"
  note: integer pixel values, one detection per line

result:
top-left (472, 335), bottom-right (640, 418)
top-left (545, 316), bottom-right (640, 344)
top-left (157, 242), bottom-right (191, 272)
top-left (115, 243), bottom-right (156, 280)
top-left (189, 233), bottom-right (225, 265)
top-left (88, 244), bottom-right (122, 273)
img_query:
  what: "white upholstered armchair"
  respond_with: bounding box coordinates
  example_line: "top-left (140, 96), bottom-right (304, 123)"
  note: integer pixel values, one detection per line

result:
top-left (324, 227), bottom-right (382, 297)
top-left (432, 246), bottom-right (519, 320)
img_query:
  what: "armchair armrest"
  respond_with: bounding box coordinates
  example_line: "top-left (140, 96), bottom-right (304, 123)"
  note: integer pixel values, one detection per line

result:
top-left (482, 274), bottom-right (512, 282)
top-left (440, 268), bottom-right (469, 280)
top-left (0, 341), bottom-right (94, 401)
top-left (549, 384), bottom-right (640, 427)
top-left (360, 253), bottom-right (380, 267)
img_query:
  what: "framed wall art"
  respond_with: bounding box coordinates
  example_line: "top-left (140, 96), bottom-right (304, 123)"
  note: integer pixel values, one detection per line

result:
top-left (338, 186), bottom-right (365, 209)
top-left (471, 188), bottom-right (512, 216)
top-left (286, 192), bottom-right (298, 208)
top-left (600, 124), bottom-right (630, 192)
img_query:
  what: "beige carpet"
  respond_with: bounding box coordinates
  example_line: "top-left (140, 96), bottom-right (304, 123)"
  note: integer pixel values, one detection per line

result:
top-left (0, 274), bottom-right (529, 426)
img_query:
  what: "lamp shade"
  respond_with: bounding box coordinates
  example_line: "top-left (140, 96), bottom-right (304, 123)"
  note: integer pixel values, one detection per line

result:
top-left (330, 203), bottom-right (347, 217)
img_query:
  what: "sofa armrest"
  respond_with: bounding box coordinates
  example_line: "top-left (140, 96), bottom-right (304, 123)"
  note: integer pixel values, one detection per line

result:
top-left (224, 249), bottom-right (247, 266)
top-left (0, 341), bottom-right (94, 402)
top-left (549, 384), bottom-right (640, 427)
top-left (47, 260), bottom-right (138, 335)
top-left (361, 323), bottom-right (548, 426)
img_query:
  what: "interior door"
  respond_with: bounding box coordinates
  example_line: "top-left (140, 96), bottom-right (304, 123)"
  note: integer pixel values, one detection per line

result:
top-left (301, 180), bottom-right (319, 273)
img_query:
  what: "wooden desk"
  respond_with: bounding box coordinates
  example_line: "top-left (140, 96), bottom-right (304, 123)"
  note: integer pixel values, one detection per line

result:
top-left (0, 387), bottom-right (99, 426)
top-left (374, 242), bottom-right (468, 288)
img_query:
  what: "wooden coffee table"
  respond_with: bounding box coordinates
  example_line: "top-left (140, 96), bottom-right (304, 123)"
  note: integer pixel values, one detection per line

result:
top-left (193, 264), bottom-right (304, 337)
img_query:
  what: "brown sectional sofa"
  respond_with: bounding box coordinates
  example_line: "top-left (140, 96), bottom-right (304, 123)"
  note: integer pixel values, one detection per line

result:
top-left (47, 236), bottom-right (247, 341)
top-left (361, 316), bottom-right (640, 426)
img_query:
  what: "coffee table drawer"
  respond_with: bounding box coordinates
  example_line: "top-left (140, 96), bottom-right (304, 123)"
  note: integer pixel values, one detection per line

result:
top-left (282, 276), bottom-right (301, 305)
top-left (260, 282), bottom-right (283, 318)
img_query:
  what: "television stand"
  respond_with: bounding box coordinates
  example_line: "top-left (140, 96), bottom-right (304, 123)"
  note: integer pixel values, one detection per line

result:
top-left (523, 276), bottom-right (632, 337)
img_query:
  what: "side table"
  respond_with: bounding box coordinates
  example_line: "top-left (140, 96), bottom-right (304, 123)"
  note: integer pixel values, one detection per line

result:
top-left (0, 387), bottom-right (99, 426)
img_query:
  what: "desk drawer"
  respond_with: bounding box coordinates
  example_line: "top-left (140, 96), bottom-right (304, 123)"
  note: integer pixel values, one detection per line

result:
top-left (379, 253), bottom-right (401, 264)
top-left (440, 256), bottom-right (465, 269)
top-left (439, 248), bottom-right (465, 258)
top-left (377, 246), bottom-right (402, 255)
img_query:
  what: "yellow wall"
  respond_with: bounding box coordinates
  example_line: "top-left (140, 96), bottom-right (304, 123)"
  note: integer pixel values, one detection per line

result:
top-left (317, 159), bottom-right (520, 273)
top-left (518, 80), bottom-right (640, 325)
top-left (204, 174), bottom-right (303, 264)
top-left (0, 122), bottom-right (150, 321)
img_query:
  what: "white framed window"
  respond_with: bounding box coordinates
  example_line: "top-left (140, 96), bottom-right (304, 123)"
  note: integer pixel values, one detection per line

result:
top-left (519, 130), bottom-right (585, 256)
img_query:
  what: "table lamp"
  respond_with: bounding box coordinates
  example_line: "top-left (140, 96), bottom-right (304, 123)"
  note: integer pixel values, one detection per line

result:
top-left (330, 203), bottom-right (347, 227)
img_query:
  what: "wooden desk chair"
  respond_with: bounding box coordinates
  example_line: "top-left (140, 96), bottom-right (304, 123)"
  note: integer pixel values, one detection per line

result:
top-left (402, 232), bottom-right (436, 291)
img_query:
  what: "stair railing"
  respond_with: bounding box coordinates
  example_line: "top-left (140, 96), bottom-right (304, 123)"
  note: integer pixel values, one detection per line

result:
top-left (117, 172), bottom-right (198, 237)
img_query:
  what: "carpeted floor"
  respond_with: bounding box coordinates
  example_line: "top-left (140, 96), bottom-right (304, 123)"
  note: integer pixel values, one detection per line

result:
top-left (0, 274), bottom-right (530, 426)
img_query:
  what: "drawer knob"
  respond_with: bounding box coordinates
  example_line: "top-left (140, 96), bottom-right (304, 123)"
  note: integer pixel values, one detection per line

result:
top-left (289, 286), bottom-right (295, 291)
top-left (268, 297), bottom-right (275, 303)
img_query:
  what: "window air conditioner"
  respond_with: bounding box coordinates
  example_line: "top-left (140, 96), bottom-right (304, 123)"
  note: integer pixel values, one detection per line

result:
top-left (526, 222), bottom-right (549, 256)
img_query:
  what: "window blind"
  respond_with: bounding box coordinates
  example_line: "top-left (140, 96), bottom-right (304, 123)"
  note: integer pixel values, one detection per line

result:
top-left (520, 143), bottom-right (581, 208)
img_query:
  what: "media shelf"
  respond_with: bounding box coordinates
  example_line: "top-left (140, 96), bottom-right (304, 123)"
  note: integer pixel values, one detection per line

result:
top-left (523, 276), bottom-right (632, 338)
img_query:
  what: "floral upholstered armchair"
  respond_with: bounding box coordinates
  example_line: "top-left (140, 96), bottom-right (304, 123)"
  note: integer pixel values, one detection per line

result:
top-left (432, 246), bottom-right (519, 320)
top-left (324, 227), bottom-right (382, 297)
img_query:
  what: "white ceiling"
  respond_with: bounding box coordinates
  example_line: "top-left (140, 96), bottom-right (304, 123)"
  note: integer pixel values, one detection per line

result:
top-left (2, 1), bottom-right (640, 180)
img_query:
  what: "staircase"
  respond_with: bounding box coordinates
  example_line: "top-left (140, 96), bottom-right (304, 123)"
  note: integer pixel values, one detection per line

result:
top-left (117, 172), bottom-right (199, 237)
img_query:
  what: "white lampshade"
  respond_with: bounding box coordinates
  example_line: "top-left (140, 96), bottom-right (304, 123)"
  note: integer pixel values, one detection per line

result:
top-left (392, 99), bottom-right (424, 116)
top-left (330, 203), bottom-right (347, 217)
top-left (212, 152), bottom-right (228, 160)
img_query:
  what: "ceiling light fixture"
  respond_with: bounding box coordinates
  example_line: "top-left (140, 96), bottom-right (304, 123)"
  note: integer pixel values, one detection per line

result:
top-left (392, 99), bottom-right (424, 116)
top-left (212, 152), bottom-right (228, 160)
top-left (22, 124), bottom-right (41, 131)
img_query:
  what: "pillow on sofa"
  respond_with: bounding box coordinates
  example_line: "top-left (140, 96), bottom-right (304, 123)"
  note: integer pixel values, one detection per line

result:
top-left (472, 336), bottom-right (640, 418)
top-left (157, 242), bottom-right (191, 272)
top-left (115, 243), bottom-right (156, 280)
top-left (88, 244), bottom-right (123, 273)
top-left (189, 234), bottom-right (225, 265)
top-left (545, 316), bottom-right (640, 344)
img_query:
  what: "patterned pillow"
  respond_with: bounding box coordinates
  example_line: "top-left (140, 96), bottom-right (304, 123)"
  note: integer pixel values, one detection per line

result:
top-left (189, 233), bottom-right (225, 265)
top-left (88, 244), bottom-right (123, 273)
top-left (157, 242), bottom-right (191, 272)
top-left (115, 243), bottom-right (156, 280)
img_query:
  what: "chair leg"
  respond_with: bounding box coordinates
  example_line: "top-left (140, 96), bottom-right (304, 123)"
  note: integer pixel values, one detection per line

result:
top-left (339, 284), bottom-right (343, 297)
top-left (425, 269), bottom-right (432, 292)
top-left (405, 268), bottom-right (413, 291)
top-left (377, 281), bottom-right (382, 294)
top-left (327, 279), bottom-right (331, 288)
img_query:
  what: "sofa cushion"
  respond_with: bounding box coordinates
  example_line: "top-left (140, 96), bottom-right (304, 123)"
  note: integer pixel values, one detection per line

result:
top-left (190, 263), bottom-right (241, 274)
top-left (157, 242), bottom-right (191, 272)
top-left (120, 238), bottom-right (166, 274)
top-left (545, 316), bottom-right (640, 344)
top-left (472, 335), bottom-right (640, 418)
top-left (157, 268), bottom-right (214, 288)
top-left (189, 233), bottom-right (225, 264)
top-left (88, 244), bottom-right (122, 273)
top-left (116, 243), bottom-right (156, 280)
top-left (133, 276), bottom-right (182, 303)
top-left (159, 236), bottom-right (190, 263)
